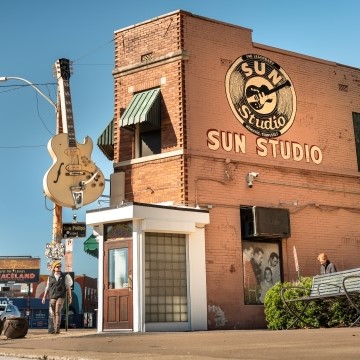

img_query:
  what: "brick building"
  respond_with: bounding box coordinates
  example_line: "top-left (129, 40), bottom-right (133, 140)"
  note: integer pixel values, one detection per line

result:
top-left (87, 10), bottom-right (360, 331)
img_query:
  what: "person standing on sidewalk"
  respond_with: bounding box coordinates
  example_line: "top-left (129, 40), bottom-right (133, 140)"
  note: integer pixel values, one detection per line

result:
top-left (317, 253), bottom-right (337, 274)
top-left (42, 260), bottom-right (73, 334)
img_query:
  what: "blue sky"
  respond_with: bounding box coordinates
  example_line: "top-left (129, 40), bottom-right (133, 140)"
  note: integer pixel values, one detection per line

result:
top-left (1, 0), bottom-right (359, 277)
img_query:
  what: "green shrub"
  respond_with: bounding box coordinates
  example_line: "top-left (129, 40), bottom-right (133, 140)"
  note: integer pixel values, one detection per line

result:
top-left (263, 281), bottom-right (290, 330)
top-left (264, 277), bottom-right (321, 330)
top-left (327, 296), bottom-right (360, 327)
top-left (263, 277), bottom-right (359, 330)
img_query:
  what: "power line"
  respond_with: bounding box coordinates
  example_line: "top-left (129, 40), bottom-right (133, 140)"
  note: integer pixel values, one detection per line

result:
top-left (74, 63), bottom-right (113, 66)
top-left (34, 91), bottom-right (55, 136)
top-left (0, 145), bottom-right (46, 149)
top-left (0, 82), bottom-right (57, 95)
top-left (0, 82), bottom-right (56, 88)
top-left (73, 38), bottom-right (114, 63)
top-left (0, 82), bottom-right (56, 137)
top-left (0, 37), bottom-right (115, 149)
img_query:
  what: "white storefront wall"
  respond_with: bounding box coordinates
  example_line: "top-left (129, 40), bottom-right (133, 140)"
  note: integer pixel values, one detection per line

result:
top-left (86, 202), bottom-right (210, 332)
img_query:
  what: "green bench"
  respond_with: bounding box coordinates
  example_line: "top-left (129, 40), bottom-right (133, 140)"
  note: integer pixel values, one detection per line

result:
top-left (281, 268), bottom-right (360, 328)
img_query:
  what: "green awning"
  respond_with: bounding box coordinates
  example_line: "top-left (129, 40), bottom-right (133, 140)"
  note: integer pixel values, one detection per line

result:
top-left (120, 88), bottom-right (161, 128)
top-left (97, 119), bottom-right (114, 161)
top-left (84, 234), bottom-right (99, 258)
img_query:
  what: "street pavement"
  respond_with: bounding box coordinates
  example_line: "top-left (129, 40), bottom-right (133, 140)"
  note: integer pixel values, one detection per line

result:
top-left (0, 327), bottom-right (360, 360)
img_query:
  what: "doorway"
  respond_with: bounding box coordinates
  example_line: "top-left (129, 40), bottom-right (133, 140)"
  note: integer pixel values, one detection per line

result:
top-left (103, 238), bottom-right (133, 329)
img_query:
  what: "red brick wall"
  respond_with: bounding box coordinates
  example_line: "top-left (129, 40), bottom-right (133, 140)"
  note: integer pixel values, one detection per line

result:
top-left (119, 156), bottom-right (184, 204)
top-left (112, 10), bottom-right (360, 329)
top-left (113, 12), bottom-right (186, 204)
top-left (113, 12), bottom-right (184, 162)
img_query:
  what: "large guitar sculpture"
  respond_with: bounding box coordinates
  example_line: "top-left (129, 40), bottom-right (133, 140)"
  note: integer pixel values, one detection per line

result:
top-left (43, 58), bottom-right (105, 209)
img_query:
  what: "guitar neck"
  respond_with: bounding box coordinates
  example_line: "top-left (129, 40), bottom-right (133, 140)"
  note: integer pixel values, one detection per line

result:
top-left (63, 80), bottom-right (76, 147)
top-left (61, 79), bottom-right (76, 148)
top-left (56, 58), bottom-right (76, 148)
top-left (268, 80), bottom-right (291, 95)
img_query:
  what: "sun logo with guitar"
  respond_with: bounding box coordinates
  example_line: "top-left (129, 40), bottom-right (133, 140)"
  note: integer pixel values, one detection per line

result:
top-left (225, 54), bottom-right (296, 138)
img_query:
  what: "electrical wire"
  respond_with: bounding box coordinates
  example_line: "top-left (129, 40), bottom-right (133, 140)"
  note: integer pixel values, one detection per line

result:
top-left (0, 145), bottom-right (46, 149)
top-left (0, 82), bottom-right (56, 93)
top-left (0, 82), bottom-right (55, 148)
top-left (72, 38), bottom-right (114, 63)
top-left (35, 91), bottom-right (55, 136)
top-left (0, 38), bottom-right (114, 149)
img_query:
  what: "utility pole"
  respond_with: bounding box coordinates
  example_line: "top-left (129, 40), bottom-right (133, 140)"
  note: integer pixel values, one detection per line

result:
top-left (53, 87), bottom-right (63, 247)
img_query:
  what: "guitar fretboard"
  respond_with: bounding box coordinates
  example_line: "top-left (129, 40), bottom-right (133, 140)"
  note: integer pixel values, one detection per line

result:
top-left (61, 79), bottom-right (76, 148)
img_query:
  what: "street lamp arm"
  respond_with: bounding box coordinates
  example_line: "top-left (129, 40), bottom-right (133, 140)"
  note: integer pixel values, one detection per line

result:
top-left (0, 76), bottom-right (57, 111)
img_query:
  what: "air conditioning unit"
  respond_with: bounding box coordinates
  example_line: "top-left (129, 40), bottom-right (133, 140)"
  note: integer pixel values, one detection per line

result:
top-left (240, 206), bottom-right (291, 239)
top-left (110, 172), bottom-right (125, 206)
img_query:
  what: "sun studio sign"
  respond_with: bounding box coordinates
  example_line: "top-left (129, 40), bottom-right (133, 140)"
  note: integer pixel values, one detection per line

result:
top-left (225, 53), bottom-right (297, 138)
top-left (207, 53), bottom-right (323, 165)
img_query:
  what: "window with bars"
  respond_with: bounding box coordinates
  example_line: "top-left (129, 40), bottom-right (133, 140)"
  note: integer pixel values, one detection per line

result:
top-left (145, 233), bottom-right (188, 323)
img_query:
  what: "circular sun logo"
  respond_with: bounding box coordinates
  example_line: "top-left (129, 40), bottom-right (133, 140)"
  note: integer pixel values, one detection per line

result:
top-left (225, 54), bottom-right (296, 138)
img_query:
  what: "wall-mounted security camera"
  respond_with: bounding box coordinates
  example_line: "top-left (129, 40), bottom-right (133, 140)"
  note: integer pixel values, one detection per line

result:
top-left (246, 172), bottom-right (260, 188)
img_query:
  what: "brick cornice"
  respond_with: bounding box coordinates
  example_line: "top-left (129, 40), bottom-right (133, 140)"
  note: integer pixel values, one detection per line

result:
top-left (112, 50), bottom-right (189, 77)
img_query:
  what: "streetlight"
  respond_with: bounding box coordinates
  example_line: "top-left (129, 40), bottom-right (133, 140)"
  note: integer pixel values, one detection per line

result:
top-left (0, 75), bottom-right (60, 328)
top-left (0, 73), bottom-right (63, 248)
top-left (0, 76), bottom-right (57, 110)
top-left (0, 72), bottom-right (63, 219)
top-left (0, 75), bottom-right (62, 236)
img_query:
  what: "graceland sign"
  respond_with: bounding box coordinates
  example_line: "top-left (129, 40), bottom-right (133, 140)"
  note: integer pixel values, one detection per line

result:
top-left (0, 257), bottom-right (40, 283)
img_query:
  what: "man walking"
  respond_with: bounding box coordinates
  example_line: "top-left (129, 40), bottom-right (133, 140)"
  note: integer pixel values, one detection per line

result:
top-left (42, 260), bottom-right (73, 334)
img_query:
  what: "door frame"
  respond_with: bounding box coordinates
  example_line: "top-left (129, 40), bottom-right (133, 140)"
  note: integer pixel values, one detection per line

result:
top-left (103, 238), bottom-right (133, 330)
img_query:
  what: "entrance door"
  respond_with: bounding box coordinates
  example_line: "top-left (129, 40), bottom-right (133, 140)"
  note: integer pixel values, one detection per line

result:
top-left (103, 239), bottom-right (133, 330)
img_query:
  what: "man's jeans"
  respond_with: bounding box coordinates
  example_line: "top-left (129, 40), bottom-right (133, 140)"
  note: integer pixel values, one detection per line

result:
top-left (50, 298), bottom-right (64, 332)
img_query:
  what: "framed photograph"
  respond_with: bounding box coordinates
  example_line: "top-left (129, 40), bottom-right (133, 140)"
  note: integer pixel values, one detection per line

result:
top-left (242, 240), bottom-right (281, 305)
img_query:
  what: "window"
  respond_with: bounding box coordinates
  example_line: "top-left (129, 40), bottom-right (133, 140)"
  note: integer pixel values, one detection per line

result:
top-left (108, 248), bottom-right (128, 289)
top-left (120, 88), bottom-right (162, 159)
top-left (145, 233), bottom-right (188, 323)
top-left (138, 123), bottom-right (161, 157)
top-left (352, 112), bottom-right (360, 171)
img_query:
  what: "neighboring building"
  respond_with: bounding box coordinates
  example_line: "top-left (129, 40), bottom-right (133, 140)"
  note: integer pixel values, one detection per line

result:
top-left (75, 274), bottom-right (98, 328)
top-left (32, 274), bottom-right (97, 328)
top-left (88, 10), bottom-right (360, 331)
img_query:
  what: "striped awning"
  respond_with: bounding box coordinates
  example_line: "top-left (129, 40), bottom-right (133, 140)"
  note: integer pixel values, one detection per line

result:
top-left (120, 88), bottom-right (161, 128)
top-left (84, 234), bottom-right (99, 258)
top-left (97, 119), bottom-right (114, 160)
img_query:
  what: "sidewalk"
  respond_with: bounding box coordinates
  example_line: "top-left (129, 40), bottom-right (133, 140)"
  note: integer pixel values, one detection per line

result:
top-left (0, 327), bottom-right (360, 360)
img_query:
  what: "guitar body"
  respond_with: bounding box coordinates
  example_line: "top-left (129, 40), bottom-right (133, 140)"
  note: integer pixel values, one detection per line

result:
top-left (43, 133), bottom-right (105, 208)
